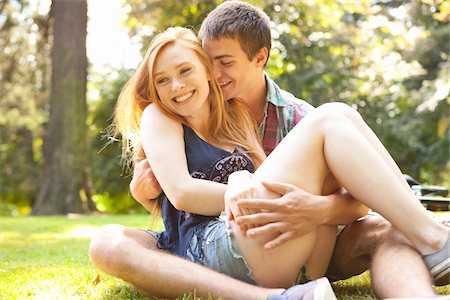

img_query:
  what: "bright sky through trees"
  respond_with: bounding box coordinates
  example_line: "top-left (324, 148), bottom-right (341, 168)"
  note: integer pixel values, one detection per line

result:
top-left (87, 0), bottom-right (141, 72)
top-left (31, 0), bottom-right (141, 73)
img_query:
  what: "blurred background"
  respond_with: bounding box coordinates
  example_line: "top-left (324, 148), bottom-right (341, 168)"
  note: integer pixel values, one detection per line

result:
top-left (0, 0), bottom-right (448, 216)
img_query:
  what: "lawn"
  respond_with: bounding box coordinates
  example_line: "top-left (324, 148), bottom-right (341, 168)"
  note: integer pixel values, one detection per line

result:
top-left (0, 215), bottom-right (448, 299)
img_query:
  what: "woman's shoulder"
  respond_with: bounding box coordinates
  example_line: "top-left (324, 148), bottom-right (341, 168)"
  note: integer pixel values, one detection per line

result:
top-left (142, 103), bottom-right (163, 118)
top-left (140, 103), bottom-right (183, 138)
top-left (142, 103), bottom-right (178, 126)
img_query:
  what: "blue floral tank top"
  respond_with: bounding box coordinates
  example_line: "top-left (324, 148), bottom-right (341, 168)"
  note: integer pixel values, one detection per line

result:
top-left (158, 124), bottom-right (255, 258)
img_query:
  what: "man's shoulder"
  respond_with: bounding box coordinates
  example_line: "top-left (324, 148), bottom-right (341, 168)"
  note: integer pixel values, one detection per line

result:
top-left (266, 75), bottom-right (314, 110)
top-left (278, 88), bottom-right (311, 107)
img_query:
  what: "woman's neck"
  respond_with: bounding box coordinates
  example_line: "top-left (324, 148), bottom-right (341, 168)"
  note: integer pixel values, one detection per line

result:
top-left (185, 113), bottom-right (236, 153)
top-left (185, 115), bottom-right (209, 139)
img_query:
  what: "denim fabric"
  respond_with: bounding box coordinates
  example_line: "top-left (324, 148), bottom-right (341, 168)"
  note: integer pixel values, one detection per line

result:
top-left (145, 218), bottom-right (311, 285)
top-left (186, 216), bottom-right (258, 285)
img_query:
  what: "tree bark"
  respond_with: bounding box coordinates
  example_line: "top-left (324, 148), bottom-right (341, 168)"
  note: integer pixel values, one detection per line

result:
top-left (32, 0), bottom-right (88, 215)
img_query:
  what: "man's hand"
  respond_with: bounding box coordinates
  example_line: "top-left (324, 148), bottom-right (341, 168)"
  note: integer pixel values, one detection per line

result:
top-left (130, 159), bottom-right (162, 211)
top-left (235, 180), bottom-right (329, 250)
top-left (224, 171), bottom-right (260, 232)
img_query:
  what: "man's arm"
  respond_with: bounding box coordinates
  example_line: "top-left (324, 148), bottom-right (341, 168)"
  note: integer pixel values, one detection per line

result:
top-left (129, 158), bottom-right (162, 213)
top-left (236, 180), bottom-right (369, 249)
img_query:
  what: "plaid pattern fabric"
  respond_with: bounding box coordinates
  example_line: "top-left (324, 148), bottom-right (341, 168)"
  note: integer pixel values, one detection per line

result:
top-left (259, 74), bottom-right (315, 155)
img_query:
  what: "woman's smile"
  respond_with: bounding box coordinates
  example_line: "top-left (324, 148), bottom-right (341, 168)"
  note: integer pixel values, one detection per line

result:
top-left (173, 90), bottom-right (195, 104)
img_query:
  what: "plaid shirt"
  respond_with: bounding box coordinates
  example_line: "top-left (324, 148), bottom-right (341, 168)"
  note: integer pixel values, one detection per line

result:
top-left (259, 74), bottom-right (315, 155)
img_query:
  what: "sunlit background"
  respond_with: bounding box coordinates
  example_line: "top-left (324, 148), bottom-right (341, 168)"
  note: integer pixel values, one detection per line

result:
top-left (1, 0), bottom-right (449, 216)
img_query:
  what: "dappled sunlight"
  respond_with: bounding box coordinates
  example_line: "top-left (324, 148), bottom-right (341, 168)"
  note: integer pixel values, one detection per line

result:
top-left (0, 225), bottom-right (98, 242)
top-left (25, 226), bottom-right (98, 240)
top-left (4, 263), bottom-right (144, 300)
top-left (0, 231), bottom-right (23, 241)
top-left (64, 226), bottom-right (98, 239)
top-left (8, 266), bottom-right (99, 300)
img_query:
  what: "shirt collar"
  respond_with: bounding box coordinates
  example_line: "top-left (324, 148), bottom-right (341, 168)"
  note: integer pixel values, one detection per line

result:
top-left (265, 72), bottom-right (289, 107)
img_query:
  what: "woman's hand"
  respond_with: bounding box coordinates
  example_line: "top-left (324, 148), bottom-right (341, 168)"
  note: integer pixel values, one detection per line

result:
top-left (224, 170), bottom-right (260, 233)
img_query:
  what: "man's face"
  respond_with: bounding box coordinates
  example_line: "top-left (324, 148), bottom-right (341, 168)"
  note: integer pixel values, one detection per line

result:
top-left (202, 37), bottom-right (261, 102)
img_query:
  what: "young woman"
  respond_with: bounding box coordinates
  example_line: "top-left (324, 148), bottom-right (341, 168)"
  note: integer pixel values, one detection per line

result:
top-left (114, 27), bottom-right (449, 295)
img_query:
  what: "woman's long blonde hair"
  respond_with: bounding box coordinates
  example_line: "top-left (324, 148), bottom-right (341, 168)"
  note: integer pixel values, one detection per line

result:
top-left (113, 27), bottom-right (264, 222)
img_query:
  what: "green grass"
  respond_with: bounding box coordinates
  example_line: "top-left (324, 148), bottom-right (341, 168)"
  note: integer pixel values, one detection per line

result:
top-left (0, 215), bottom-right (448, 299)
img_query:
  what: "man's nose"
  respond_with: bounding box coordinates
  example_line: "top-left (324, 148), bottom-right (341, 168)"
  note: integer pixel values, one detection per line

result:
top-left (213, 64), bottom-right (223, 80)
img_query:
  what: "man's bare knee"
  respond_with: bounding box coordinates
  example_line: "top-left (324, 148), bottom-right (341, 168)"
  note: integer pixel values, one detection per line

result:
top-left (89, 224), bottom-right (157, 268)
top-left (328, 215), bottom-right (392, 279)
top-left (360, 215), bottom-right (392, 243)
top-left (377, 222), bottom-right (413, 248)
top-left (337, 215), bottom-right (391, 259)
top-left (89, 224), bottom-right (127, 270)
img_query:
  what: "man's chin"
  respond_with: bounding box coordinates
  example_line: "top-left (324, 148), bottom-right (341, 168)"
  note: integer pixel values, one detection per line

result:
top-left (222, 91), bottom-right (236, 101)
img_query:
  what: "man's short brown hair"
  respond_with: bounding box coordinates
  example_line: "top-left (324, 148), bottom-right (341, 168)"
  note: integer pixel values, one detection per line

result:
top-left (198, 1), bottom-right (271, 64)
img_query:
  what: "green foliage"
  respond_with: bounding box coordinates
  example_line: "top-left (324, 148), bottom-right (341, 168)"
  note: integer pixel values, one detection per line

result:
top-left (1, 0), bottom-right (448, 214)
top-left (0, 0), bottom-right (50, 212)
top-left (87, 68), bottom-right (145, 214)
top-left (120, 0), bottom-right (449, 187)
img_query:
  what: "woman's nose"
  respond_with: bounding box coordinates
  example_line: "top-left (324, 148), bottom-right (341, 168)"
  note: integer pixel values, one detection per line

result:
top-left (172, 78), bottom-right (185, 90)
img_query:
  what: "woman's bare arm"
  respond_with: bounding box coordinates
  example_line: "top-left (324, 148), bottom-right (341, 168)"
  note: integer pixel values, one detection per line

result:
top-left (140, 104), bottom-right (227, 216)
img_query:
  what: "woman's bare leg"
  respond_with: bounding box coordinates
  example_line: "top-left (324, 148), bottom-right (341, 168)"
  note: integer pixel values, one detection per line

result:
top-left (232, 104), bottom-right (447, 288)
top-left (230, 107), bottom-right (342, 287)
top-left (322, 102), bottom-right (413, 195)
top-left (253, 106), bottom-right (447, 255)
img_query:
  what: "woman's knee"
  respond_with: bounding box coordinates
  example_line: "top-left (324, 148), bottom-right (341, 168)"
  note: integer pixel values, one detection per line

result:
top-left (312, 104), bottom-right (355, 134)
top-left (320, 102), bottom-right (365, 125)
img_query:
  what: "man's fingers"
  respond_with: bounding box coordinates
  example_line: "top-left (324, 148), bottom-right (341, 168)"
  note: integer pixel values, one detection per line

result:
top-left (236, 212), bottom-right (281, 225)
top-left (248, 208), bottom-right (260, 229)
top-left (225, 204), bottom-right (233, 221)
top-left (237, 198), bottom-right (280, 210)
top-left (264, 230), bottom-right (297, 250)
top-left (136, 158), bottom-right (149, 168)
top-left (246, 222), bottom-right (290, 238)
top-left (261, 180), bottom-right (295, 195)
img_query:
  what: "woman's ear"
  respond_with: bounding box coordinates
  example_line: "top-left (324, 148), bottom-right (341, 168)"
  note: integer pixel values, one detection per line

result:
top-left (255, 47), bottom-right (269, 67)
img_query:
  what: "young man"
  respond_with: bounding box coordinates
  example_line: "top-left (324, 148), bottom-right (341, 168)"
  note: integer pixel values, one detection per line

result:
top-left (89, 1), bottom-right (448, 299)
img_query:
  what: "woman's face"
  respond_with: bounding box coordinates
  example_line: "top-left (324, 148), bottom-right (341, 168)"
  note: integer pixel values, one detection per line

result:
top-left (153, 42), bottom-right (211, 120)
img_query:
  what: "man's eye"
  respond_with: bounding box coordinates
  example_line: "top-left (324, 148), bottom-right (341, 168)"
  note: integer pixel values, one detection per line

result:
top-left (221, 61), bottom-right (232, 65)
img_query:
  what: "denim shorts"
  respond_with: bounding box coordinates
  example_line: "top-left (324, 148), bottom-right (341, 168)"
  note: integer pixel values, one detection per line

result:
top-left (187, 216), bottom-right (258, 284)
top-left (144, 216), bottom-right (257, 284)
top-left (145, 215), bottom-right (313, 285)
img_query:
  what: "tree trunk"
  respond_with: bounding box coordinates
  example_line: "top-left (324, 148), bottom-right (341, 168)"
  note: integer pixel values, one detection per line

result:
top-left (32, 0), bottom-right (88, 215)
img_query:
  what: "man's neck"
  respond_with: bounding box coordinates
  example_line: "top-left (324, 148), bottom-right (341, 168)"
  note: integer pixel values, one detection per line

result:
top-left (241, 72), bottom-right (268, 124)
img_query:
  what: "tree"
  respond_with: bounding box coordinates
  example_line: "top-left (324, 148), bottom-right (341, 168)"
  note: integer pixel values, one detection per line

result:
top-left (32, 0), bottom-right (88, 215)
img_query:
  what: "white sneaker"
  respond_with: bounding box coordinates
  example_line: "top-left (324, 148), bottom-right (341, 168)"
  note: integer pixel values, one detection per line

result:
top-left (278, 277), bottom-right (337, 300)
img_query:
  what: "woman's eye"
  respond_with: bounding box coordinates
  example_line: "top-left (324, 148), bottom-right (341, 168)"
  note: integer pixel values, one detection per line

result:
top-left (157, 78), bottom-right (168, 84)
top-left (181, 67), bottom-right (191, 74)
top-left (221, 61), bottom-right (232, 66)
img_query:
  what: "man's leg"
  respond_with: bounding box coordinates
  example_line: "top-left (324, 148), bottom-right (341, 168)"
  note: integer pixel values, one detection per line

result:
top-left (326, 215), bottom-right (437, 298)
top-left (326, 215), bottom-right (390, 281)
top-left (88, 224), bottom-right (280, 300)
top-left (371, 225), bottom-right (436, 298)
